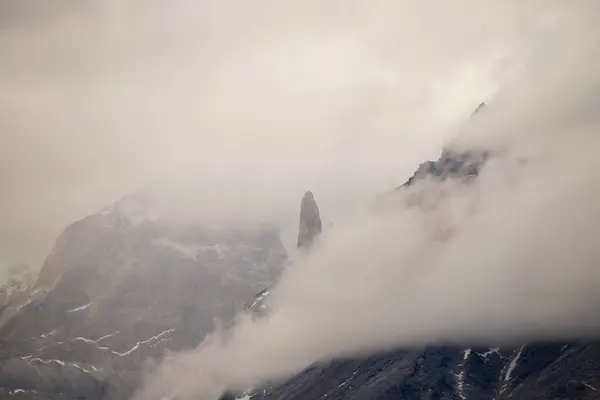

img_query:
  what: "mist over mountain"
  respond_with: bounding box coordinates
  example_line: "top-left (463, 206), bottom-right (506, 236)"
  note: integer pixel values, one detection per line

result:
top-left (1, 0), bottom-right (567, 272)
top-left (133, 9), bottom-right (600, 395)
top-left (1, 1), bottom-right (600, 400)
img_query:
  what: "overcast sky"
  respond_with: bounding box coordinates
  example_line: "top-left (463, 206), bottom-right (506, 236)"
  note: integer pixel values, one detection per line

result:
top-left (0, 0), bottom-right (566, 274)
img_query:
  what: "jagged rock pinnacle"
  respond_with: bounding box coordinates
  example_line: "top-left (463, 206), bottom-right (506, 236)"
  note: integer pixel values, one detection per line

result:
top-left (297, 191), bottom-right (322, 249)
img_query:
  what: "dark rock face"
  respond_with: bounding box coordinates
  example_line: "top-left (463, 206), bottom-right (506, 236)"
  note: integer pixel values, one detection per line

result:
top-left (0, 195), bottom-right (286, 399)
top-left (251, 342), bottom-right (600, 400)
top-left (401, 149), bottom-right (491, 188)
top-left (297, 191), bottom-right (322, 250)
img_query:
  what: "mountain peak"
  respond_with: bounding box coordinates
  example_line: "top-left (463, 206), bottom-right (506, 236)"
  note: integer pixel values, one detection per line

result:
top-left (297, 191), bottom-right (322, 250)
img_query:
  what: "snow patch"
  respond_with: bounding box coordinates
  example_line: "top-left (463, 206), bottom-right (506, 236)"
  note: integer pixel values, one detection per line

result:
top-left (27, 357), bottom-right (99, 375)
top-left (337, 369), bottom-right (358, 389)
top-left (248, 289), bottom-right (270, 309)
top-left (455, 348), bottom-right (471, 400)
top-left (95, 331), bottom-right (119, 342)
top-left (72, 330), bottom-right (119, 344)
top-left (40, 330), bottom-right (56, 339)
top-left (500, 346), bottom-right (526, 395)
top-left (338, 377), bottom-right (352, 388)
top-left (583, 381), bottom-right (599, 392)
top-left (68, 302), bottom-right (92, 313)
top-left (478, 348), bottom-right (500, 360)
top-left (112, 329), bottom-right (174, 357)
top-left (9, 389), bottom-right (36, 395)
top-left (72, 363), bottom-right (92, 373)
top-left (504, 346), bottom-right (525, 382)
top-left (30, 358), bottom-right (65, 366)
top-left (16, 299), bottom-right (31, 310)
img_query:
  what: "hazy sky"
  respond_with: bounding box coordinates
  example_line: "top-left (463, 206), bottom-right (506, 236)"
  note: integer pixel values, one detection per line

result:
top-left (0, 0), bottom-right (565, 273)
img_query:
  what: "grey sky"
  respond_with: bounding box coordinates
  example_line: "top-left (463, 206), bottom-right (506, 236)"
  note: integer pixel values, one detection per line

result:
top-left (0, 0), bottom-right (566, 273)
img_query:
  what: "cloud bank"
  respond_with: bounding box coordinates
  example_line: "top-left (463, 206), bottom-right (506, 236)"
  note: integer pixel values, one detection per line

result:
top-left (0, 0), bottom-right (562, 273)
top-left (131, 3), bottom-right (600, 399)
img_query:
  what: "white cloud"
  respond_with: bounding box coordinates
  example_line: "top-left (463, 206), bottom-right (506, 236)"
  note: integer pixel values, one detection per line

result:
top-left (0, 0), bottom-right (559, 272)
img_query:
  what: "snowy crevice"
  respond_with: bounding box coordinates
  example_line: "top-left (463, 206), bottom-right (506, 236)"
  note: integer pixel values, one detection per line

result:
top-left (111, 329), bottom-right (174, 357)
top-left (39, 330), bottom-right (56, 339)
top-left (500, 345), bottom-right (525, 395)
top-left (455, 348), bottom-right (471, 400)
top-left (504, 346), bottom-right (525, 382)
top-left (9, 389), bottom-right (37, 396)
top-left (68, 302), bottom-right (92, 313)
top-left (72, 330), bottom-right (120, 345)
top-left (28, 357), bottom-right (100, 374)
top-left (582, 381), bottom-right (599, 392)
top-left (71, 329), bottom-right (173, 357)
top-left (477, 348), bottom-right (500, 360)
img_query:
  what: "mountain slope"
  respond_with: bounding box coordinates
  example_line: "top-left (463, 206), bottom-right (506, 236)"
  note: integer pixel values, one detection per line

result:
top-left (0, 194), bottom-right (286, 399)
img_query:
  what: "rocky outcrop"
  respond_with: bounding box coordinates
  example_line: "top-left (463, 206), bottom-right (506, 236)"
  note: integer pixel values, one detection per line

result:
top-left (400, 149), bottom-right (491, 188)
top-left (297, 191), bottom-right (322, 250)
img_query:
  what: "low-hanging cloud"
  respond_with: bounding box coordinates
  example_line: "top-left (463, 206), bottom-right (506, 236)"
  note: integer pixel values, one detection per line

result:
top-left (0, 0), bottom-right (564, 272)
top-left (132, 5), bottom-right (600, 399)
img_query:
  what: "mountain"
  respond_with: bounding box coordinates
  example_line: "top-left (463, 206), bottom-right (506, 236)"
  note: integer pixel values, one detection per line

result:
top-left (3, 104), bottom-right (599, 399)
top-left (0, 193), bottom-right (287, 399)
top-left (232, 146), bottom-right (600, 400)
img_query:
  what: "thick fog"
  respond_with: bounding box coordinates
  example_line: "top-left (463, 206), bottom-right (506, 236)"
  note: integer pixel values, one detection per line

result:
top-left (129, 2), bottom-right (600, 400)
top-left (3, 2), bottom-right (600, 399)
top-left (0, 0), bottom-right (561, 274)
